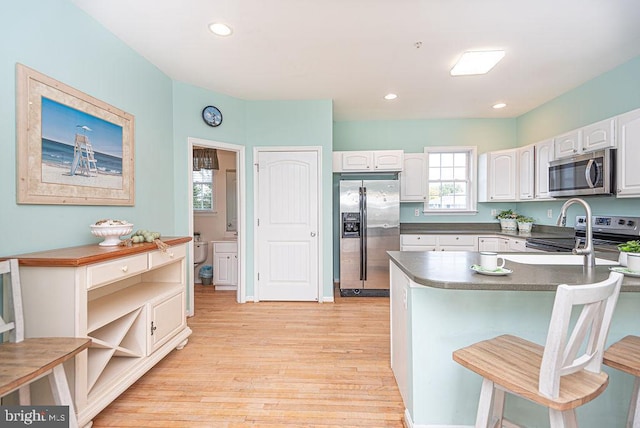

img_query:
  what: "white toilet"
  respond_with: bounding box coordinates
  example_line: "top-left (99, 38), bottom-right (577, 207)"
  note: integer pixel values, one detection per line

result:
top-left (193, 241), bottom-right (209, 267)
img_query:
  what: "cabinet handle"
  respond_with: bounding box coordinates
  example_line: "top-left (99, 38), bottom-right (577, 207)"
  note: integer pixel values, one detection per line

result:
top-left (168, 252), bottom-right (174, 258)
top-left (150, 321), bottom-right (157, 336)
top-left (121, 265), bottom-right (128, 272)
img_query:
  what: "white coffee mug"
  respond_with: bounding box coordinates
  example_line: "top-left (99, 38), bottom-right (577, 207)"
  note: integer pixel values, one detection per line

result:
top-left (480, 251), bottom-right (506, 271)
top-left (627, 253), bottom-right (640, 272)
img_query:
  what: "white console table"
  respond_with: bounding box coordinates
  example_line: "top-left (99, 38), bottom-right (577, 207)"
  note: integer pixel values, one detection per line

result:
top-left (6, 237), bottom-right (192, 427)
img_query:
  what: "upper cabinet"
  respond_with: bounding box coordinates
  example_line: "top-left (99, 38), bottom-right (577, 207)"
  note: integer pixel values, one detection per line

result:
top-left (518, 145), bottom-right (535, 200)
top-left (534, 139), bottom-right (554, 200)
top-left (478, 149), bottom-right (518, 202)
top-left (400, 153), bottom-right (427, 202)
top-left (616, 108), bottom-right (640, 198)
top-left (333, 150), bottom-right (404, 172)
top-left (554, 118), bottom-right (616, 159)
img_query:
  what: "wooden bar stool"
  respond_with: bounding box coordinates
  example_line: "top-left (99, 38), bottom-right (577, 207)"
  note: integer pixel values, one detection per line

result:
top-left (0, 259), bottom-right (91, 428)
top-left (453, 271), bottom-right (623, 428)
top-left (603, 335), bottom-right (640, 428)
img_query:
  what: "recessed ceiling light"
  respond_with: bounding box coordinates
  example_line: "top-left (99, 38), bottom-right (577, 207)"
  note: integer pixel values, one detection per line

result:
top-left (450, 50), bottom-right (505, 76)
top-left (209, 22), bottom-right (233, 37)
top-left (384, 93), bottom-right (398, 100)
top-left (493, 103), bottom-right (507, 109)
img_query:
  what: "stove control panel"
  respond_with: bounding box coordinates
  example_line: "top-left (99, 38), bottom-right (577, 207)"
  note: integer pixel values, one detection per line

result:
top-left (575, 215), bottom-right (640, 236)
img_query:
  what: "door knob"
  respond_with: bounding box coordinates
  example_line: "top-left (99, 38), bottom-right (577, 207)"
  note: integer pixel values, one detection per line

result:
top-left (310, 232), bottom-right (316, 237)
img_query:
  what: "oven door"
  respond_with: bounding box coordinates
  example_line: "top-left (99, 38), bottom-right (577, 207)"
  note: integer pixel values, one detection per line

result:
top-left (548, 149), bottom-right (614, 197)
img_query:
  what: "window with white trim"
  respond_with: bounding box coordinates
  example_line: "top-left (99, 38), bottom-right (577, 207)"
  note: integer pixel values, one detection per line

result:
top-left (193, 169), bottom-right (215, 212)
top-left (423, 146), bottom-right (477, 213)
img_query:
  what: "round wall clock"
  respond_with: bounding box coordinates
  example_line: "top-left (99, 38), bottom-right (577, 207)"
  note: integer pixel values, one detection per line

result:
top-left (202, 105), bottom-right (223, 127)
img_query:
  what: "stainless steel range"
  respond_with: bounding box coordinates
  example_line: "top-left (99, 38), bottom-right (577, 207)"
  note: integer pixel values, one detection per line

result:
top-left (526, 215), bottom-right (640, 253)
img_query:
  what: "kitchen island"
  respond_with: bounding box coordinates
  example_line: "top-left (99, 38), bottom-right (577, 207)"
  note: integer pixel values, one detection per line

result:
top-left (389, 250), bottom-right (640, 428)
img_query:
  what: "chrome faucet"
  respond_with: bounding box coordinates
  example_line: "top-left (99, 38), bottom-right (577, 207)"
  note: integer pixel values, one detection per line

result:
top-left (556, 198), bottom-right (595, 268)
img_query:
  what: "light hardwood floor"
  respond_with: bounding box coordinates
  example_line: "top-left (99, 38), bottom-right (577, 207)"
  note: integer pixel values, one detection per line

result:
top-left (92, 286), bottom-right (405, 427)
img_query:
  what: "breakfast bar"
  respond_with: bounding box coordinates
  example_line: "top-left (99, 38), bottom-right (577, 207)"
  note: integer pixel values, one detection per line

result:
top-left (388, 250), bottom-right (640, 427)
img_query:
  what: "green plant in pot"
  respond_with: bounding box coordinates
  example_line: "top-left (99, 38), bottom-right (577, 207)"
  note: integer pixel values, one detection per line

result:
top-left (617, 240), bottom-right (640, 267)
top-left (496, 210), bottom-right (518, 231)
top-left (516, 215), bottom-right (535, 233)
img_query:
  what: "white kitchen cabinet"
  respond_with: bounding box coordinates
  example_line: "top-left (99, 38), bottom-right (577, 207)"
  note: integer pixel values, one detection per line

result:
top-left (390, 261), bottom-right (409, 405)
top-left (508, 237), bottom-right (528, 252)
top-left (534, 138), bottom-right (554, 200)
top-left (554, 129), bottom-right (582, 159)
top-left (333, 150), bottom-right (404, 172)
top-left (213, 240), bottom-right (238, 289)
top-left (518, 145), bottom-right (535, 200)
top-left (478, 149), bottom-right (518, 202)
top-left (616, 108), bottom-right (640, 197)
top-left (478, 236), bottom-right (510, 252)
top-left (400, 234), bottom-right (437, 251)
top-left (401, 234), bottom-right (477, 252)
top-left (13, 238), bottom-right (192, 427)
top-left (582, 117), bottom-right (616, 152)
top-left (400, 153), bottom-right (427, 202)
top-left (554, 118), bottom-right (616, 159)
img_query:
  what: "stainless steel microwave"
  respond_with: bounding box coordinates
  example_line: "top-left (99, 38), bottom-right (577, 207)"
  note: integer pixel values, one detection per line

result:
top-left (548, 149), bottom-right (615, 197)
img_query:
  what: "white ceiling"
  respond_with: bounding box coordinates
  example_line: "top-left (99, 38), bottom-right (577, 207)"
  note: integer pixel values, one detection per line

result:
top-left (70, 0), bottom-right (640, 121)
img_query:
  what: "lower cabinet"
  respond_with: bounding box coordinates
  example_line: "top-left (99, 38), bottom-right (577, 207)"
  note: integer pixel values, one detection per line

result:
top-left (15, 239), bottom-right (192, 427)
top-left (401, 234), bottom-right (477, 251)
top-left (213, 241), bottom-right (238, 289)
top-left (478, 236), bottom-right (510, 252)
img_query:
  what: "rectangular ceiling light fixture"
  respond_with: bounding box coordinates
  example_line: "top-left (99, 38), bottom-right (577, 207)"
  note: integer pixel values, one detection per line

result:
top-left (450, 50), bottom-right (505, 76)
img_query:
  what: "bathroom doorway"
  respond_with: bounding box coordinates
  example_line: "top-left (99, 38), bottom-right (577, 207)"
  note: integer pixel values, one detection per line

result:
top-left (187, 137), bottom-right (246, 314)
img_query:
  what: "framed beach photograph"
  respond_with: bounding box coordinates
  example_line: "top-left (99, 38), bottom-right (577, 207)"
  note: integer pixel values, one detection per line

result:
top-left (16, 63), bottom-right (135, 205)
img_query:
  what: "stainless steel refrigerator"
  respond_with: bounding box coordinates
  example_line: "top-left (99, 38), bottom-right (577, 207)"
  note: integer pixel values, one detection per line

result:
top-left (339, 179), bottom-right (400, 296)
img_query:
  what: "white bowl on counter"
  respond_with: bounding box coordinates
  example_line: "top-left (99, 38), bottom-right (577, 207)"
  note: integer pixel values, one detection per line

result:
top-left (90, 223), bottom-right (134, 246)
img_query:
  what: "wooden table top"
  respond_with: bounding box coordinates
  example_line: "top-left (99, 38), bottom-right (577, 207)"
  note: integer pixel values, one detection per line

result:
top-left (0, 337), bottom-right (91, 396)
top-left (0, 236), bottom-right (192, 267)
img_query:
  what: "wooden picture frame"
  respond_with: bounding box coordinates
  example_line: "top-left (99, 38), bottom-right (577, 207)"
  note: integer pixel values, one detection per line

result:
top-left (16, 63), bottom-right (135, 205)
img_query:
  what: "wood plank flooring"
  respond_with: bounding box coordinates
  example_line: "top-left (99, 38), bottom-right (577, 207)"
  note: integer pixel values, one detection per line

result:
top-left (91, 286), bottom-right (405, 427)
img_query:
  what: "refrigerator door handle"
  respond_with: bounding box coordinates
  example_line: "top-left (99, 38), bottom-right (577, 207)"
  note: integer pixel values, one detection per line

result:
top-left (358, 186), bottom-right (364, 281)
top-left (362, 186), bottom-right (367, 281)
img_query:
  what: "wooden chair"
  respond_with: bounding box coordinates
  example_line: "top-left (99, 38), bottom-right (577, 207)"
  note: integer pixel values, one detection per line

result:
top-left (603, 335), bottom-right (640, 428)
top-left (0, 259), bottom-right (91, 428)
top-left (453, 271), bottom-right (624, 428)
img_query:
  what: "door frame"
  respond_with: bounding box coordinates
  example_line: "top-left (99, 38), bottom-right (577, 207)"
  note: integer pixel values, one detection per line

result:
top-left (187, 137), bottom-right (246, 313)
top-left (253, 146), bottom-right (323, 302)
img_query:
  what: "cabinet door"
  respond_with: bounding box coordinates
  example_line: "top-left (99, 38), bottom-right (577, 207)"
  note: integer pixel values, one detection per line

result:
top-left (478, 236), bottom-right (510, 252)
top-left (213, 252), bottom-right (234, 285)
top-left (508, 238), bottom-right (527, 252)
top-left (489, 150), bottom-right (517, 201)
top-left (148, 291), bottom-right (185, 354)
top-left (373, 150), bottom-right (404, 171)
top-left (400, 154), bottom-right (426, 202)
top-left (535, 139), bottom-right (554, 199)
top-left (341, 151), bottom-right (373, 171)
top-left (616, 108), bottom-right (640, 197)
top-left (518, 145), bottom-right (534, 200)
top-left (554, 129), bottom-right (581, 159)
top-left (582, 118), bottom-right (616, 152)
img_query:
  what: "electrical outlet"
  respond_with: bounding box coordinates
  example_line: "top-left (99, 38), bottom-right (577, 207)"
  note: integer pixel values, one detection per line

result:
top-left (547, 209), bottom-right (553, 218)
top-left (414, 208), bottom-right (420, 217)
top-left (491, 209), bottom-right (497, 217)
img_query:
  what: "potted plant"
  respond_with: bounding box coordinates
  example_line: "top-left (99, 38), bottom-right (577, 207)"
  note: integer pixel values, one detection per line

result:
top-left (617, 240), bottom-right (640, 266)
top-left (496, 209), bottom-right (518, 231)
top-left (516, 215), bottom-right (535, 233)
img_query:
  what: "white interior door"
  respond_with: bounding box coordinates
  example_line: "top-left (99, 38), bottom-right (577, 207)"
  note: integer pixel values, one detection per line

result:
top-left (256, 149), bottom-right (319, 301)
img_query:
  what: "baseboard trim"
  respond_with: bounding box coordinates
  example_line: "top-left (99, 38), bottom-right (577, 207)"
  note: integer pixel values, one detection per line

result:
top-left (403, 408), bottom-right (473, 428)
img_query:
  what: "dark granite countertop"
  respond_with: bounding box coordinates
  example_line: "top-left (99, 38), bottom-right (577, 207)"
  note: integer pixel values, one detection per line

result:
top-left (388, 250), bottom-right (640, 292)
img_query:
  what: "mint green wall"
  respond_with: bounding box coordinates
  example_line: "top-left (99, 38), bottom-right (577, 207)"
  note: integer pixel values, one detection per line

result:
top-left (0, 0), bottom-right (175, 256)
top-left (172, 84), bottom-right (334, 298)
top-left (515, 56), bottom-right (640, 226)
top-left (334, 118), bottom-right (519, 223)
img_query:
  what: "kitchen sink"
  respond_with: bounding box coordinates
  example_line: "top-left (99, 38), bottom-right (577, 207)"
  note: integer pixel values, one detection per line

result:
top-left (500, 254), bottom-right (619, 266)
